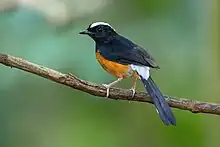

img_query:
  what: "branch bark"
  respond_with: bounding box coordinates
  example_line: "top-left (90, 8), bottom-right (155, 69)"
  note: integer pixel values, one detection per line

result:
top-left (0, 53), bottom-right (220, 115)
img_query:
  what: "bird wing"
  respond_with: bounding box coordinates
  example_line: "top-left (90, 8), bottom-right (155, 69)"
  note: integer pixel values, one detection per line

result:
top-left (98, 35), bottom-right (160, 69)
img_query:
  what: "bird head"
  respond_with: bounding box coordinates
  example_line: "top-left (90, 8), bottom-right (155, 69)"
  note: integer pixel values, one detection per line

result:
top-left (79, 22), bottom-right (117, 42)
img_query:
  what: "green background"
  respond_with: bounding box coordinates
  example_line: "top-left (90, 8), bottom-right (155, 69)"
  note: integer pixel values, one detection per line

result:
top-left (0, 0), bottom-right (220, 147)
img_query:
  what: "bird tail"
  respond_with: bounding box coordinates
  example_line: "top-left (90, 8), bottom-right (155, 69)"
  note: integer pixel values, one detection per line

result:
top-left (140, 76), bottom-right (176, 125)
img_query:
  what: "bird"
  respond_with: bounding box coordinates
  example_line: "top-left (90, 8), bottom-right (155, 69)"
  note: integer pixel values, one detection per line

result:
top-left (79, 21), bottom-right (176, 126)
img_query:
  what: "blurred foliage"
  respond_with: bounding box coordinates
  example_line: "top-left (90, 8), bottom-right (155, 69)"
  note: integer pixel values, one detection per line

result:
top-left (0, 0), bottom-right (220, 147)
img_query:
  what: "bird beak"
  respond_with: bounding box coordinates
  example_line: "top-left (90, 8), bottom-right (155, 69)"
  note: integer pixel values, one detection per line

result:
top-left (79, 30), bottom-right (90, 35)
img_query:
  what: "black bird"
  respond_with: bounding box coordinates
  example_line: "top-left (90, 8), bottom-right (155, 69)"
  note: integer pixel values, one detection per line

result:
top-left (79, 22), bottom-right (176, 126)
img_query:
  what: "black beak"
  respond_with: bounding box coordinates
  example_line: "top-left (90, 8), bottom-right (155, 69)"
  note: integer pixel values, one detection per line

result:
top-left (79, 30), bottom-right (90, 35)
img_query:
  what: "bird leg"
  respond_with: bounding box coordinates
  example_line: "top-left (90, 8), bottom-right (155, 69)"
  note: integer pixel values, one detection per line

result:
top-left (102, 77), bottom-right (123, 98)
top-left (130, 76), bottom-right (138, 98)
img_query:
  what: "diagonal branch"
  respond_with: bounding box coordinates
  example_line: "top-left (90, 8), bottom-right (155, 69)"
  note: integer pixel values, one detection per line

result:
top-left (0, 53), bottom-right (220, 115)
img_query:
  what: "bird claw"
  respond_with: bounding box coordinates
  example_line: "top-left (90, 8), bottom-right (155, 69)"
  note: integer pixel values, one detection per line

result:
top-left (130, 88), bottom-right (136, 99)
top-left (102, 84), bottom-right (110, 98)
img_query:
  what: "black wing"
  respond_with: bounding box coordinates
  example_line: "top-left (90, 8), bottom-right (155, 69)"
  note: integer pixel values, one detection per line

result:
top-left (97, 35), bottom-right (160, 69)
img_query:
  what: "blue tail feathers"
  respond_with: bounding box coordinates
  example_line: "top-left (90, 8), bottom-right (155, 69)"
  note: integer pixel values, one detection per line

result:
top-left (140, 76), bottom-right (176, 126)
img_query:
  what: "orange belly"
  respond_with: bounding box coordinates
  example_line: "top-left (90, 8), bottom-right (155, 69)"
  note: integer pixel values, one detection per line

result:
top-left (96, 51), bottom-right (133, 78)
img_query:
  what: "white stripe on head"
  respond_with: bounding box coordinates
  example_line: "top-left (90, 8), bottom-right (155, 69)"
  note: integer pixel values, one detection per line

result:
top-left (89, 22), bottom-right (115, 30)
top-left (130, 65), bottom-right (150, 80)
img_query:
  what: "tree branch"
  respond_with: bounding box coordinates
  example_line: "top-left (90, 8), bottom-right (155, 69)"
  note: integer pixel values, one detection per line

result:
top-left (0, 53), bottom-right (220, 115)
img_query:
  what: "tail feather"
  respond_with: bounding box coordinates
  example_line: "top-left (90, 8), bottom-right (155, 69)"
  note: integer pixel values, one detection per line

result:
top-left (130, 65), bottom-right (176, 125)
top-left (141, 76), bottom-right (176, 126)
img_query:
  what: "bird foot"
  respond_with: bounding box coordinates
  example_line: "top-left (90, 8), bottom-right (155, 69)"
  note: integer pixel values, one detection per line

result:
top-left (130, 88), bottom-right (136, 99)
top-left (102, 84), bottom-right (110, 98)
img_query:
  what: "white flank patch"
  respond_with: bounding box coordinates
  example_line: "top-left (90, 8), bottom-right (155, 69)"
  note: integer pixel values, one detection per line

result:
top-left (90, 22), bottom-right (115, 30)
top-left (130, 65), bottom-right (150, 80)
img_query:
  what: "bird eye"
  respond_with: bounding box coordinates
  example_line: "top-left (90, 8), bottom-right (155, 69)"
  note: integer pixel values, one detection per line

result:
top-left (97, 27), bottom-right (102, 32)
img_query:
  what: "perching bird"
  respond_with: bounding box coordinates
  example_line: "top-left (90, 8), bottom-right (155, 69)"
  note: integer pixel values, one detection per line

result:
top-left (79, 22), bottom-right (176, 126)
